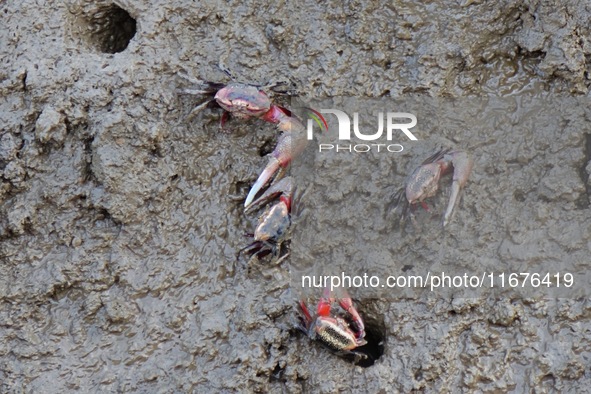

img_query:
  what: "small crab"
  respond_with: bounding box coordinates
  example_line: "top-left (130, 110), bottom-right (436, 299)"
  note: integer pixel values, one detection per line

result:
top-left (398, 148), bottom-right (473, 226)
top-left (181, 73), bottom-right (326, 209)
top-left (237, 177), bottom-right (293, 264)
top-left (184, 79), bottom-right (293, 126)
top-left (298, 287), bottom-right (367, 359)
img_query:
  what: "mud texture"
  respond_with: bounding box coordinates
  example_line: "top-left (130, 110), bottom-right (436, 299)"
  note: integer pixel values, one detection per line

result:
top-left (1, 0), bottom-right (591, 392)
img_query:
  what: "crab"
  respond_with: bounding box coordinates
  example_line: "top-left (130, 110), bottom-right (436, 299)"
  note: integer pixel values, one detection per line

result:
top-left (298, 286), bottom-right (367, 359)
top-left (185, 80), bottom-right (293, 126)
top-left (181, 74), bottom-right (326, 209)
top-left (237, 176), bottom-right (293, 263)
top-left (398, 148), bottom-right (473, 226)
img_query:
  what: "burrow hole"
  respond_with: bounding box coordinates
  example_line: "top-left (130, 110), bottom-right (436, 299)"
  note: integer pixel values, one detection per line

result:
top-left (70, 2), bottom-right (137, 54)
top-left (343, 316), bottom-right (386, 368)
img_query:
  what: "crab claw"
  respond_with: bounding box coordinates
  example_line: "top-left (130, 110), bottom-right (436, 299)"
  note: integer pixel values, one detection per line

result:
top-left (298, 300), bottom-right (314, 327)
top-left (244, 157), bottom-right (282, 209)
top-left (244, 119), bottom-right (308, 208)
top-left (245, 177), bottom-right (293, 213)
top-left (320, 287), bottom-right (366, 344)
top-left (443, 150), bottom-right (473, 227)
top-left (337, 296), bottom-right (366, 341)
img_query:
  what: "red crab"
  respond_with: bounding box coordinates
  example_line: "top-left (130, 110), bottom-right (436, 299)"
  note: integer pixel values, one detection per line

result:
top-left (298, 287), bottom-right (367, 358)
top-left (182, 75), bottom-right (325, 209)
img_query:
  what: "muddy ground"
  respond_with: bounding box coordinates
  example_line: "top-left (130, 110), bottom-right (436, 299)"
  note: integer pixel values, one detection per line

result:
top-left (1, 0), bottom-right (591, 392)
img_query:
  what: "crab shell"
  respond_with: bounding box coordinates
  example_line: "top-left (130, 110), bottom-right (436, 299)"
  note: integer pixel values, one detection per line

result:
top-left (254, 202), bottom-right (290, 243)
top-left (214, 83), bottom-right (271, 119)
top-left (312, 316), bottom-right (366, 351)
top-left (405, 161), bottom-right (443, 204)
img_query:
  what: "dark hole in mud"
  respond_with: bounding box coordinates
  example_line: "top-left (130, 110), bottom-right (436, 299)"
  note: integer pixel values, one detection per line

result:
top-left (96, 5), bottom-right (136, 53)
top-left (513, 189), bottom-right (526, 202)
top-left (72, 4), bottom-right (137, 54)
top-left (269, 363), bottom-right (285, 382)
top-left (342, 319), bottom-right (385, 367)
top-left (258, 137), bottom-right (276, 157)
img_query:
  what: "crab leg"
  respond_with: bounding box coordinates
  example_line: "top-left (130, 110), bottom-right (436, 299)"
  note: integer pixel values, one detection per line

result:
top-left (245, 177), bottom-right (293, 213)
top-left (337, 296), bottom-right (365, 341)
top-left (443, 151), bottom-right (473, 227)
top-left (299, 300), bottom-right (314, 324)
top-left (244, 117), bottom-right (308, 208)
top-left (185, 98), bottom-right (214, 120)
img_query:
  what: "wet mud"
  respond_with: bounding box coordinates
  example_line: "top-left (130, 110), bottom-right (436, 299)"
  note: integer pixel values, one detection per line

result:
top-left (1, 0), bottom-right (591, 392)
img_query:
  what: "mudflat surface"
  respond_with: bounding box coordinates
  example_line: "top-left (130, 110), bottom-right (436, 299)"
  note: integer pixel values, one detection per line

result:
top-left (1, 0), bottom-right (591, 392)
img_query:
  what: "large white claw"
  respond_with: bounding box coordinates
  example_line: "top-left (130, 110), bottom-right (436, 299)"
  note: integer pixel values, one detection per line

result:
top-left (245, 176), bottom-right (292, 213)
top-left (244, 116), bottom-right (308, 209)
top-left (244, 158), bottom-right (280, 208)
top-left (442, 151), bottom-right (473, 226)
